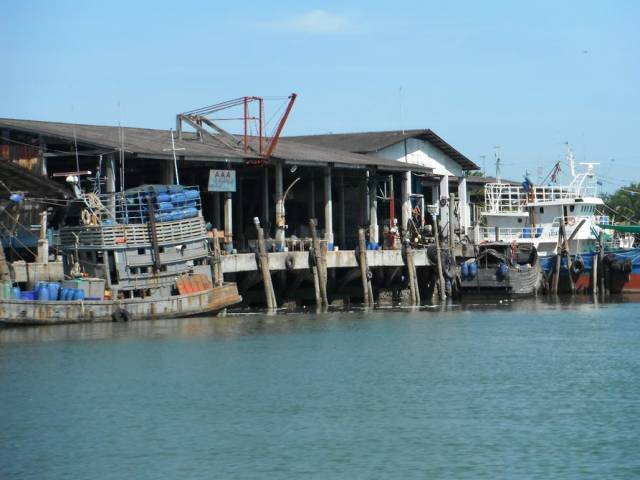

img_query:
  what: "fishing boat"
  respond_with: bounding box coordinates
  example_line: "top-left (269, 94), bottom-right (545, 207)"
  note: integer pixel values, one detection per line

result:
top-left (475, 151), bottom-right (640, 293)
top-left (459, 242), bottom-right (542, 295)
top-left (0, 184), bottom-right (241, 325)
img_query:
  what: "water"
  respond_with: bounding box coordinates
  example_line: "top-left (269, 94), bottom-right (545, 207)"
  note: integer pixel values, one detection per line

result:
top-left (1, 299), bottom-right (640, 479)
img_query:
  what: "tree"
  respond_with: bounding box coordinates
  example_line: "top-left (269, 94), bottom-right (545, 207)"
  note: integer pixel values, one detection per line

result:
top-left (602, 183), bottom-right (640, 222)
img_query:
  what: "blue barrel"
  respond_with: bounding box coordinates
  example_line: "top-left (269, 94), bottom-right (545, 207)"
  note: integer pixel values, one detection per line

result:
top-left (497, 262), bottom-right (509, 279)
top-left (11, 287), bottom-right (21, 299)
top-left (48, 283), bottom-right (60, 301)
top-left (37, 284), bottom-right (49, 301)
top-left (157, 193), bottom-right (171, 203)
top-left (182, 207), bottom-right (198, 219)
top-left (170, 192), bottom-right (186, 206)
top-left (522, 227), bottom-right (531, 238)
top-left (536, 227), bottom-right (543, 238)
top-left (61, 288), bottom-right (72, 301)
top-left (20, 290), bottom-right (36, 301)
top-left (185, 189), bottom-right (200, 201)
top-left (468, 261), bottom-right (478, 279)
top-left (461, 262), bottom-right (469, 279)
top-left (158, 202), bottom-right (173, 211)
top-left (73, 289), bottom-right (85, 301)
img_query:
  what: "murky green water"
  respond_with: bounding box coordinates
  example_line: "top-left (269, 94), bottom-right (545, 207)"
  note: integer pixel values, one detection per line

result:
top-left (1, 298), bottom-right (639, 479)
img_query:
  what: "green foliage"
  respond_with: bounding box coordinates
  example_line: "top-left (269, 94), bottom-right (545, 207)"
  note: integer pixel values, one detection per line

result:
top-left (603, 183), bottom-right (640, 222)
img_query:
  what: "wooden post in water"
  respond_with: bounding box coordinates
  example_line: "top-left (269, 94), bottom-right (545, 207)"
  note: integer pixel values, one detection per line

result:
top-left (592, 244), bottom-right (598, 296)
top-left (211, 228), bottom-right (223, 286)
top-left (403, 241), bottom-right (420, 306)
top-left (433, 217), bottom-right (447, 302)
top-left (357, 228), bottom-right (373, 306)
top-left (598, 230), bottom-right (607, 296)
top-left (256, 226), bottom-right (277, 310)
top-left (559, 223), bottom-right (576, 295)
top-left (309, 219), bottom-right (328, 308)
top-left (448, 194), bottom-right (456, 253)
top-left (551, 224), bottom-right (563, 294)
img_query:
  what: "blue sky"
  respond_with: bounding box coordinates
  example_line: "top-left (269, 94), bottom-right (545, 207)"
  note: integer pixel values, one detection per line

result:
top-left (2, 1), bottom-right (639, 189)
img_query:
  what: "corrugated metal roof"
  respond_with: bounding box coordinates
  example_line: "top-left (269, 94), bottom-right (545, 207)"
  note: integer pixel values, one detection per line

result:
top-left (0, 118), bottom-right (431, 172)
top-left (0, 160), bottom-right (71, 199)
top-left (287, 129), bottom-right (479, 170)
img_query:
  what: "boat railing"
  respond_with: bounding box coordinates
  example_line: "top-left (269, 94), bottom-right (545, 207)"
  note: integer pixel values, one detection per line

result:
top-left (83, 185), bottom-right (202, 226)
top-left (479, 226), bottom-right (551, 242)
top-left (483, 182), bottom-right (599, 214)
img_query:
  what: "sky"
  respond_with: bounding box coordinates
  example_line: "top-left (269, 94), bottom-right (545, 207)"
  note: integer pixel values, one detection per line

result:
top-left (2, 0), bottom-right (639, 190)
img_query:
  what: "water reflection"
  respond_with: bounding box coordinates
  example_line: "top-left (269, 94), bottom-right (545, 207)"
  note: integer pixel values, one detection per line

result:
top-left (0, 294), bottom-right (633, 345)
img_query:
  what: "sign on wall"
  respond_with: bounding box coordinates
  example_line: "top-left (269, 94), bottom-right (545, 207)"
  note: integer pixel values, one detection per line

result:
top-left (208, 169), bottom-right (236, 192)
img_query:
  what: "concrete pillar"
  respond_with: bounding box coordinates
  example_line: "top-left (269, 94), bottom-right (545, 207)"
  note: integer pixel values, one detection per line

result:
top-left (338, 173), bottom-right (346, 248)
top-left (457, 176), bottom-right (470, 233)
top-left (213, 192), bottom-right (221, 229)
top-left (105, 154), bottom-right (116, 219)
top-left (262, 167), bottom-right (269, 228)
top-left (368, 170), bottom-right (379, 247)
top-left (401, 171), bottom-right (412, 230)
top-left (324, 166), bottom-right (334, 248)
top-left (160, 160), bottom-right (175, 184)
top-left (309, 173), bottom-right (316, 219)
top-left (38, 135), bottom-right (47, 176)
top-left (236, 175), bottom-right (243, 249)
top-left (439, 174), bottom-right (450, 228)
top-left (275, 161), bottom-right (285, 250)
top-left (224, 192), bottom-right (233, 250)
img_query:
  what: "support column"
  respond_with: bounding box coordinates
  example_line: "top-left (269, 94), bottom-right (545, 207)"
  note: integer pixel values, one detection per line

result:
top-left (275, 161), bottom-right (285, 251)
top-left (160, 160), bottom-right (175, 184)
top-left (224, 192), bottom-right (233, 251)
top-left (236, 175), bottom-right (243, 250)
top-left (368, 170), bottom-right (379, 248)
top-left (309, 173), bottom-right (316, 219)
top-left (439, 174), bottom-right (450, 233)
top-left (262, 167), bottom-right (269, 228)
top-left (457, 176), bottom-right (469, 233)
top-left (105, 154), bottom-right (116, 219)
top-left (38, 135), bottom-right (47, 176)
top-left (324, 166), bottom-right (334, 249)
top-left (213, 192), bottom-right (221, 229)
top-left (401, 171), bottom-right (412, 230)
top-left (339, 173), bottom-right (346, 248)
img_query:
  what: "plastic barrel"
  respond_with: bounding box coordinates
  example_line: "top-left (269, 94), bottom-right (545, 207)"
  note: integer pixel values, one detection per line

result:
top-left (170, 192), bottom-right (186, 206)
top-left (20, 290), bottom-right (36, 301)
top-left (11, 287), bottom-right (21, 299)
top-left (461, 262), bottom-right (469, 279)
top-left (182, 207), bottom-right (198, 219)
top-left (523, 227), bottom-right (531, 238)
top-left (73, 289), bottom-right (85, 301)
top-left (468, 261), bottom-right (478, 279)
top-left (61, 288), bottom-right (71, 301)
top-left (3, 282), bottom-right (10, 300)
top-left (37, 284), bottom-right (49, 301)
top-left (157, 193), bottom-right (171, 203)
top-left (48, 283), bottom-right (60, 301)
top-left (185, 189), bottom-right (200, 201)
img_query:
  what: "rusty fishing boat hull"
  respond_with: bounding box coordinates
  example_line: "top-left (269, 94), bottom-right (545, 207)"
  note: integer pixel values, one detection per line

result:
top-left (0, 283), bottom-right (241, 326)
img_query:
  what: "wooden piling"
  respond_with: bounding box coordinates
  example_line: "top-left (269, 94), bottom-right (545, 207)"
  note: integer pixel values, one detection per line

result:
top-left (551, 224), bottom-right (563, 294)
top-left (211, 228), bottom-right (223, 286)
top-left (403, 241), bottom-right (420, 306)
top-left (256, 226), bottom-right (277, 309)
top-left (357, 228), bottom-right (374, 305)
top-left (433, 217), bottom-right (447, 302)
top-left (592, 244), bottom-right (598, 296)
top-left (309, 219), bottom-right (328, 308)
top-left (598, 230), bottom-right (607, 296)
